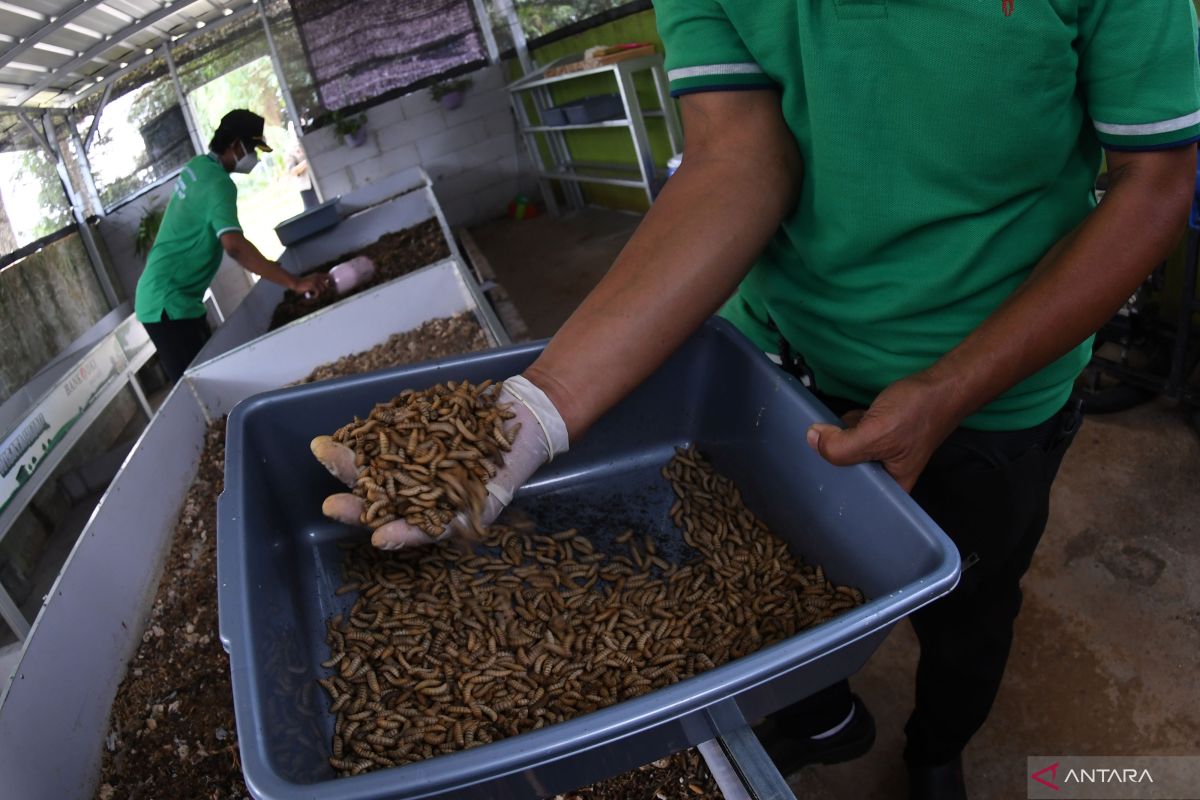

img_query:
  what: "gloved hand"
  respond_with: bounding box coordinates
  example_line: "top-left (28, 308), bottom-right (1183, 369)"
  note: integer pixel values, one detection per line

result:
top-left (293, 271), bottom-right (332, 298)
top-left (310, 376), bottom-right (569, 550)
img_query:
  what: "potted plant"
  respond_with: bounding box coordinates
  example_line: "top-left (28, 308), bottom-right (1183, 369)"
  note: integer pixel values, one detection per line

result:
top-left (134, 203), bottom-right (164, 259)
top-left (430, 77), bottom-right (473, 111)
top-left (332, 110), bottom-right (368, 148)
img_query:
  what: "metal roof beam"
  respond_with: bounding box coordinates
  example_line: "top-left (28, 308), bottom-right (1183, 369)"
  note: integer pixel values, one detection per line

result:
top-left (83, 79), bottom-right (111, 147)
top-left (15, 109), bottom-right (53, 156)
top-left (0, 1), bottom-right (113, 73)
top-left (13, 0), bottom-right (211, 105)
top-left (68, 3), bottom-right (255, 107)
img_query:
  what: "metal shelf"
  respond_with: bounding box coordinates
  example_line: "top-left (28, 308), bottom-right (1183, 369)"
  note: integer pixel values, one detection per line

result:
top-left (508, 53), bottom-right (663, 91)
top-left (507, 52), bottom-right (683, 215)
top-left (536, 162), bottom-right (661, 190)
top-left (523, 119), bottom-right (630, 133)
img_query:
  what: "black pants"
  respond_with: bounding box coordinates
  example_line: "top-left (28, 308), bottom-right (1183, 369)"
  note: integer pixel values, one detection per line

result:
top-left (773, 388), bottom-right (1083, 766)
top-left (142, 310), bottom-right (211, 382)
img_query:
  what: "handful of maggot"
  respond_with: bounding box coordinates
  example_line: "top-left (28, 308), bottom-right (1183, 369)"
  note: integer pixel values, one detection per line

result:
top-left (327, 380), bottom-right (521, 539)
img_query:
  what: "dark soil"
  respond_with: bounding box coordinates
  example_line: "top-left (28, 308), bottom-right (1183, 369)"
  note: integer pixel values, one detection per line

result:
top-left (95, 421), bottom-right (244, 800)
top-left (298, 314), bottom-right (488, 385)
top-left (268, 219), bottom-right (450, 331)
top-left (553, 751), bottom-right (722, 799)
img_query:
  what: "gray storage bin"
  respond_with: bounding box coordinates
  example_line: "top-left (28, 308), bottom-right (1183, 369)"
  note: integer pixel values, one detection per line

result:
top-left (218, 318), bottom-right (960, 800)
top-left (274, 198), bottom-right (341, 247)
top-left (540, 106), bottom-right (569, 127)
top-left (564, 93), bottom-right (624, 124)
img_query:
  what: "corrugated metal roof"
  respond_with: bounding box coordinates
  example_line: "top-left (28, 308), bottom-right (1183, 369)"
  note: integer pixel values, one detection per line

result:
top-left (0, 0), bottom-right (259, 108)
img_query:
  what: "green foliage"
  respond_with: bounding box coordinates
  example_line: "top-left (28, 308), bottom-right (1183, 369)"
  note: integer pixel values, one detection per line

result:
top-left (134, 204), bottom-right (164, 258)
top-left (429, 78), bottom-right (473, 101)
top-left (13, 150), bottom-right (71, 240)
top-left (514, 0), bottom-right (633, 38)
top-left (330, 110), bottom-right (368, 144)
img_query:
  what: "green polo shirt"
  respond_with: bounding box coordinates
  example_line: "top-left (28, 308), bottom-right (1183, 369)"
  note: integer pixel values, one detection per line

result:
top-left (135, 153), bottom-right (242, 323)
top-left (656, 0), bottom-right (1200, 430)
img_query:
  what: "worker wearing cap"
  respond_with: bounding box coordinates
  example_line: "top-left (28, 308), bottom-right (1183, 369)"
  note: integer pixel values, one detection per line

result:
top-left (310, 4), bottom-right (1199, 798)
top-left (135, 109), bottom-right (329, 380)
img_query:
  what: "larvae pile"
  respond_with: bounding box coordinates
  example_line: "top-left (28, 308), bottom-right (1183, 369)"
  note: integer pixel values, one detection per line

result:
top-left (299, 314), bottom-right (489, 385)
top-left (318, 446), bottom-right (865, 778)
top-left (330, 380), bottom-right (520, 538)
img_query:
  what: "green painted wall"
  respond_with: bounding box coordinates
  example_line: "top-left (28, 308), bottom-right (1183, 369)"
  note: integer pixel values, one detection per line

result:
top-left (520, 10), bottom-right (675, 211)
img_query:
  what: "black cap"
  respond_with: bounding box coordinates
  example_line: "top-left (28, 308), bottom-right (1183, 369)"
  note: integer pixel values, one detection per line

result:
top-left (210, 109), bottom-right (272, 153)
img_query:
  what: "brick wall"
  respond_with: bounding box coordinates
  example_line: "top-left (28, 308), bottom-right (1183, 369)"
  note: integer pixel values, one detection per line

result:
top-left (302, 64), bottom-right (531, 227)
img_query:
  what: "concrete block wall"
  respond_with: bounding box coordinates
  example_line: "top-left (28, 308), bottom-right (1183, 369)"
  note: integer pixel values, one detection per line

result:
top-left (0, 234), bottom-right (110, 404)
top-left (302, 64), bottom-right (531, 228)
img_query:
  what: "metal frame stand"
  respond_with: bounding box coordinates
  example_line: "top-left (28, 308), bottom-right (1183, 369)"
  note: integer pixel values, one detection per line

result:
top-left (508, 54), bottom-right (683, 216)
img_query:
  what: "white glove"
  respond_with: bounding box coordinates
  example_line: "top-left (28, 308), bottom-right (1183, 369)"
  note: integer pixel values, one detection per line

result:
top-left (311, 376), bottom-right (569, 550)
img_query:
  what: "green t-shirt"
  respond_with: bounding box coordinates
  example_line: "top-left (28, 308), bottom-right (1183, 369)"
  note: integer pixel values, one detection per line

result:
top-left (135, 153), bottom-right (242, 323)
top-left (656, 0), bottom-right (1200, 430)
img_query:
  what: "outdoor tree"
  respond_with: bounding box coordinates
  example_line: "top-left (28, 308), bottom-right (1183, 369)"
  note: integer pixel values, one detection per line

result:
top-left (14, 148), bottom-right (71, 241)
top-left (513, 0), bottom-right (631, 37)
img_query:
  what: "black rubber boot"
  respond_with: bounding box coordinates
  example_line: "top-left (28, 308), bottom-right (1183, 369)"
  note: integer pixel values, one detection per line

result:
top-left (754, 694), bottom-right (876, 776)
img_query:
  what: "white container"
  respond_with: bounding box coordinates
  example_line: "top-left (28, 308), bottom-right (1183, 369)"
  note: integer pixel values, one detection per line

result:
top-left (328, 256), bottom-right (376, 295)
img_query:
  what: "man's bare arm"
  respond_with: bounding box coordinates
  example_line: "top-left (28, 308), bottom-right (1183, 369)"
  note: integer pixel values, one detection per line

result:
top-left (524, 90), bottom-right (803, 439)
top-left (220, 231), bottom-right (327, 295)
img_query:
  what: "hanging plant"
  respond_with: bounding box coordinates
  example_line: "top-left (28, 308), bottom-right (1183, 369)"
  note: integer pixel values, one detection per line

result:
top-left (134, 203), bottom-right (164, 259)
top-left (429, 78), bottom-right (473, 110)
top-left (331, 110), bottom-right (368, 148)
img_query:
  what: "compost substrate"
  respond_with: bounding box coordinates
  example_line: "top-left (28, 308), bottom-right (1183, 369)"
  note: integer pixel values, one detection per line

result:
top-left (269, 218), bottom-right (451, 331)
top-left (298, 314), bottom-right (488, 384)
top-left (96, 420), bottom-right (241, 800)
top-left (553, 750), bottom-right (721, 799)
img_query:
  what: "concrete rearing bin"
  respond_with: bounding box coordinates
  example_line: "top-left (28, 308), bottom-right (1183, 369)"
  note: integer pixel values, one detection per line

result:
top-left (0, 258), bottom-right (506, 800)
top-left (194, 166), bottom-right (466, 367)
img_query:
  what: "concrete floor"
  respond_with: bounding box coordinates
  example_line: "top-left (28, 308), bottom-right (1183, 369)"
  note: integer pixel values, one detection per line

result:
top-left (470, 208), bottom-right (642, 340)
top-left (471, 210), bottom-right (1200, 800)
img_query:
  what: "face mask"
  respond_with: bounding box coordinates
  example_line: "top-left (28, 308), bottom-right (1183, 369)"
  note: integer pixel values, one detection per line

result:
top-left (233, 140), bottom-right (259, 174)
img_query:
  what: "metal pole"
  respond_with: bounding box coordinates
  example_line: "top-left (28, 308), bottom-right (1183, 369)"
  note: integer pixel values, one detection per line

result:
top-left (615, 66), bottom-right (656, 205)
top-left (15, 111), bottom-right (53, 157)
top-left (43, 112), bottom-right (121, 309)
top-left (715, 725), bottom-right (798, 800)
top-left (469, 0), bottom-right (500, 64)
top-left (163, 43), bottom-right (205, 155)
top-left (257, 0), bottom-right (321, 202)
top-left (66, 111), bottom-right (105, 217)
top-left (128, 374), bottom-right (154, 421)
top-left (84, 81), bottom-right (113, 150)
top-left (494, 0), bottom-right (531, 74)
top-left (258, 1), bottom-right (303, 132)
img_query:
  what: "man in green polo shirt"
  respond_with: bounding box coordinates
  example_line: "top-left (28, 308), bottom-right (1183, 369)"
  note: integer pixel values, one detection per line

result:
top-left (310, 2), bottom-right (1197, 797)
top-left (135, 109), bottom-right (328, 379)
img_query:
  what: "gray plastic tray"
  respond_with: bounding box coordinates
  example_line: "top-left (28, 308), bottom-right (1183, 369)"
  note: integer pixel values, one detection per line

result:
top-left (219, 318), bottom-right (960, 800)
top-left (275, 198), bottom-right (342, 247)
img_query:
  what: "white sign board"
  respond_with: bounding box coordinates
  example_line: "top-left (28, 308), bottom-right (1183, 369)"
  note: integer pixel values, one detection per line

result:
top-left (0, 334), bottom-right (129, 516)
